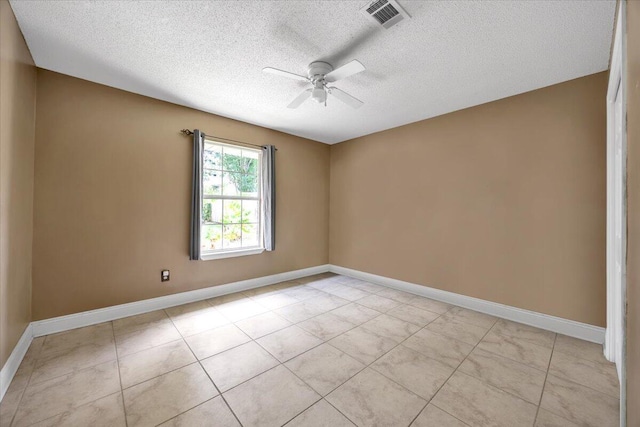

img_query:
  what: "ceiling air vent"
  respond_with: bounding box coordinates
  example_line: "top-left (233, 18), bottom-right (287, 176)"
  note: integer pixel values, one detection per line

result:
top-left (361, 0), bottom-right (410, 30)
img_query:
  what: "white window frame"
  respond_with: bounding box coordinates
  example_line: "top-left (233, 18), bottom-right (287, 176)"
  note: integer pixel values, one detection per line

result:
top-left (200, 139), bottom-right (265, 261)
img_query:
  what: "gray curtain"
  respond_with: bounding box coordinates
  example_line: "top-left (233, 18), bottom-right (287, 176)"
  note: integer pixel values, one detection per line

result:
top-left (190, 129), bottom-right (204, 260)
top-left (261, 145), bottom-right (276, 251)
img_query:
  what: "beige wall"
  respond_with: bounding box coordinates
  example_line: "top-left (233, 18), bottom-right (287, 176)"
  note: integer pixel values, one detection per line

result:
top-left (32, 70), bottom-right (330, 320)
top-left (0, 0), bottom-right (37, 368)
top-left (330, 72), bottom-right (608, 326)
top-left (625, 0), bottom-right (639, 424)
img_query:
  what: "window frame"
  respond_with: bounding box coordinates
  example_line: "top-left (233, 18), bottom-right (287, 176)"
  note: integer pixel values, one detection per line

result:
top-left (199, 139), bottom-right (264, 261)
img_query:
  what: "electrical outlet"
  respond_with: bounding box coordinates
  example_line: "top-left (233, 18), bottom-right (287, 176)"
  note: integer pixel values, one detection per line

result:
top-left (161, 270), bottom-right (170, 282)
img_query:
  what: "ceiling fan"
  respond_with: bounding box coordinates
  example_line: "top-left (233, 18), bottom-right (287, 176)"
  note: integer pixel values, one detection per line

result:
top-left (263, 60), bottom-right (365, 109)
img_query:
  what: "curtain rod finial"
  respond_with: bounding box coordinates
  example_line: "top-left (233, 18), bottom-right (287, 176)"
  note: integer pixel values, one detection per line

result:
top-left (180, 129), bottom-right (194, 136)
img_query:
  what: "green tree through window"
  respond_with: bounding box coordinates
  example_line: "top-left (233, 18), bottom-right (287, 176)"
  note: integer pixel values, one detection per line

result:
top-left (201, 142), bottom-right (261, 252)
top-left (223, 155), bottom-right (258, 193)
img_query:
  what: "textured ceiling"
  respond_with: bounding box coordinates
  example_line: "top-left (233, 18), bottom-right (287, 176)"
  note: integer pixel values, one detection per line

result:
top-left (11, 1), bottom-right (615, 144)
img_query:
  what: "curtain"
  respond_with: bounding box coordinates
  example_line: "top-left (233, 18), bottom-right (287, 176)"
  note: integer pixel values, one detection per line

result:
top-left (261, 145), bottom-right (276, 251)
top-left (189, 129), bottom-right (204, 260)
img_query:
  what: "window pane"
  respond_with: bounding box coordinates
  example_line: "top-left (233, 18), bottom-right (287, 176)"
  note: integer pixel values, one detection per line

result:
top-left (242, 223), bottom-right (259, 247)
top-left (223, 225), bottom-right (242, 249)
top-left (242, 149), bottom-right (259, 161)
top-left (202, 200), bottom-right (212, 224)
top-left (203, 170), bottom-right (221, 195)
top-left (204, 145), bottom-right (222, 170)
top-left (222, 172), bottom-right (241, 196)
top-left (241, 174), bottom-right (259, 197)
top-left (242, 200), bottom-right (259, 224)
top-left (222, 146), bottom-right (243, 172)
top-left (201, 143), bottom-right (263, 254)
top-left (241, 150), bottom-right (259, 175)
top-left (201, 225), bottom-right (222, 251)
top-left (202, 199), bottom-right (222, 224)
top-left (223, 200), bottom-right (242, 224)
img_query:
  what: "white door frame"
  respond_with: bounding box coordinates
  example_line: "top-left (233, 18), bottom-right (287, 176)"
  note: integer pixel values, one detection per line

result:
top-left (605, 1), bottom-right (626, 425)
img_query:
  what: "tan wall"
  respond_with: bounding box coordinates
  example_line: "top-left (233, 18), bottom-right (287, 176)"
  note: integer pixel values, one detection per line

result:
top-left (625, 0), bottom-right (639, 424)
top-left (0, 0), bottom-right (36, 368)
top-left (32, 70), bottom-right (330, 320)
top-left (330, 72), bottom-right (608, 326)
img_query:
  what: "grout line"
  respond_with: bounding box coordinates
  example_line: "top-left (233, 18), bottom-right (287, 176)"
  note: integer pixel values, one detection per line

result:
top-left (321, 398), bottom-right (360, 427)
top-left (9, 328), bottom-right (124, 427)
top-left (453, 362), bottom-right (545, 407)
top-left (257, 308), bottom-right (377, 424)
top-left (4, 388), bottom-right (25, 427)
top-left (406, 314), bottom-right (499, 426)
top-left (6, 336), bottom-right (45, 427)
top-left (534, 333), bottom-right (557, 425)
top-left (156, 396), bottom-right (218, 425)
top-left (199, 280), bottom-right (387, 424)
top-left (17, 391), bottom-right (125, 427)
top-left (534, 334), bottom-right (619, 423)
top-left (543, 370), bottom-right (621, 400)
top-left (551, 346), bottom-right (617, 367)
top-left (116, 336), bottom-right (185, 362)
top-left (167, 282), bottom-right (351, 418)
top-left (166, 313), bottom-right (246, 427)
top-left (429, 403), bottom-right (472, 427)
top-left (200, 370), bottom-right (245, 427)
top-left (23, 340), bottom-right (127, 388)
top-left (284, 301), bottom-right (458, 426)
top-left (479, 332), bottom-right (557, 373)
top-left (270, 282), bottom-right (450, 409)
top-left (120, 360), bottom-right (197, 391)
top-left (110, 321), bottom-right (129, 427)
top-left (274, 364), bottom-right (324, 425)
top-left (154, 282), bottom-right (371, 400)
top-left (363, 314), bottom-right (455, 426)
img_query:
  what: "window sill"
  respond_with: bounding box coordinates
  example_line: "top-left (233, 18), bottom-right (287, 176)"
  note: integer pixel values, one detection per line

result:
top-left (200, 248), bottom-right (265, 261)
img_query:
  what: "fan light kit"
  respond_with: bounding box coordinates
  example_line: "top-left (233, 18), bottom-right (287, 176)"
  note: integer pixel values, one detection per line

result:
top-left (263, 60), bottom-right (365, 109)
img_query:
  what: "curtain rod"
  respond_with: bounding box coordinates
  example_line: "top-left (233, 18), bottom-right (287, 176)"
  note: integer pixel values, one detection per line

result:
top-left (180, 129), bottom-right (276, 150)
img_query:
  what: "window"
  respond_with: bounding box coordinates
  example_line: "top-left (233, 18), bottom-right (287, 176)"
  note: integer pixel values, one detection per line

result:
top-left (200, 140), bottom-right (263, 259)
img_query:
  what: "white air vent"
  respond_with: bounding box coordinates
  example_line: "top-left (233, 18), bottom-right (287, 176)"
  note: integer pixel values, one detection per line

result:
top-left (361, 0), bottom-right (410, 29)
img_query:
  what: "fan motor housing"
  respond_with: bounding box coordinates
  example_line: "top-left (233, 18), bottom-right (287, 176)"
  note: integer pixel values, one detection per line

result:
top-left (307, 62), bottom-right (333, 80)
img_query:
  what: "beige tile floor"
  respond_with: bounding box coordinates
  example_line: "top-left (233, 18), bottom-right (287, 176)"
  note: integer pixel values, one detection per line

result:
top-left (0, 273), bottom-right (620, 427)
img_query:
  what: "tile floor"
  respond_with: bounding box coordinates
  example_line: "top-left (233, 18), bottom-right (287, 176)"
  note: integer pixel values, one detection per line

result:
top-left (0, 273), bottom-right (620, 427)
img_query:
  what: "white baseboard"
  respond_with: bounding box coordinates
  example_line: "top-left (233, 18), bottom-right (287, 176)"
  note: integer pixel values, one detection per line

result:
top-left (31, 264), bottom-right (330, 337)
top-left (0, 264), bottom-right (329, 403)
top-left (1, 262), bottom-right (605, 403)
top-left (0, 324), bottom-right (33, 402)
top-left (329, 264), bottom-right (606, 344)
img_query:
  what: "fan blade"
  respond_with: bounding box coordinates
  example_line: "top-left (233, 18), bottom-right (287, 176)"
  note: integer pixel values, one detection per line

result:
top-left (324, 60), bottom-right (365, 82)
top-left (329, 87), bottom-right (363, 109)
top-left (263, 67), bottom-right (309, 82)
top-left (287, 89), bottom-right (312, 109)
